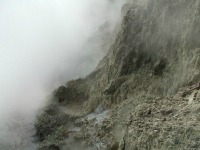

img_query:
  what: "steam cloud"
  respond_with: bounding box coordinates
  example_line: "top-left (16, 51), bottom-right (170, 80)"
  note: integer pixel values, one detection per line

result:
top-left (0, 0), bottom-right (124, 149)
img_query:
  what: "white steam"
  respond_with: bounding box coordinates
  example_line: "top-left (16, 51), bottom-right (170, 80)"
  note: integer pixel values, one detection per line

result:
top-left (0, 0), bottom-right (124, 148)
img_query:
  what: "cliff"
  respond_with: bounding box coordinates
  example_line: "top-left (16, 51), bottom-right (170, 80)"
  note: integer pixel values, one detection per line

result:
top-left (35, 0), bottom-right (200, 149)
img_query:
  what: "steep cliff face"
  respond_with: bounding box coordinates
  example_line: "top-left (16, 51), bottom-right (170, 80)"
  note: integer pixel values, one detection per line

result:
top-left (36, 0), bottom-right (200, 149)
top-left (93, 0), bottom-right (200, 98)
top-left (80, 0), bottom-right (200, 108)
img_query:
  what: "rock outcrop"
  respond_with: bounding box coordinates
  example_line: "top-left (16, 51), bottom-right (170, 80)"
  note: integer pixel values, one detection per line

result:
top-left (35, 0), bottom-right (200, 149)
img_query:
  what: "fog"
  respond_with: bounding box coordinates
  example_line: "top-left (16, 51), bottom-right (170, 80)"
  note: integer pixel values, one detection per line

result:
top-left (0, 0), bottom-right (124, 148)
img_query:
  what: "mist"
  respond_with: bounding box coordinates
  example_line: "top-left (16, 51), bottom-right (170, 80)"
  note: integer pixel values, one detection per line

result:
top-left (0, 0), bottom-right (124, 148)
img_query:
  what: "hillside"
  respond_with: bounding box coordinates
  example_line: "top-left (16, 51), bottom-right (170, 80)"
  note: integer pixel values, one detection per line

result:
top-left (35, 0), bottom-right (200, 149)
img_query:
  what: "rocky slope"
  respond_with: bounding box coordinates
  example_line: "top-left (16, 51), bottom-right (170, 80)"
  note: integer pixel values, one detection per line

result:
top-left (35, 0), bottom-right (200, 149)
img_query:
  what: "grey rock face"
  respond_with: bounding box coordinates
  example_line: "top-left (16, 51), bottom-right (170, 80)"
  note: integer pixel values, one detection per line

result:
top-left (35, 0), bottom-right (200, 149)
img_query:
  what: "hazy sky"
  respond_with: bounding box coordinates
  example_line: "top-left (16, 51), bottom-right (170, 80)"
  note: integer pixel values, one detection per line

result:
top-left (0, 0), bottom-right (124, 147)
